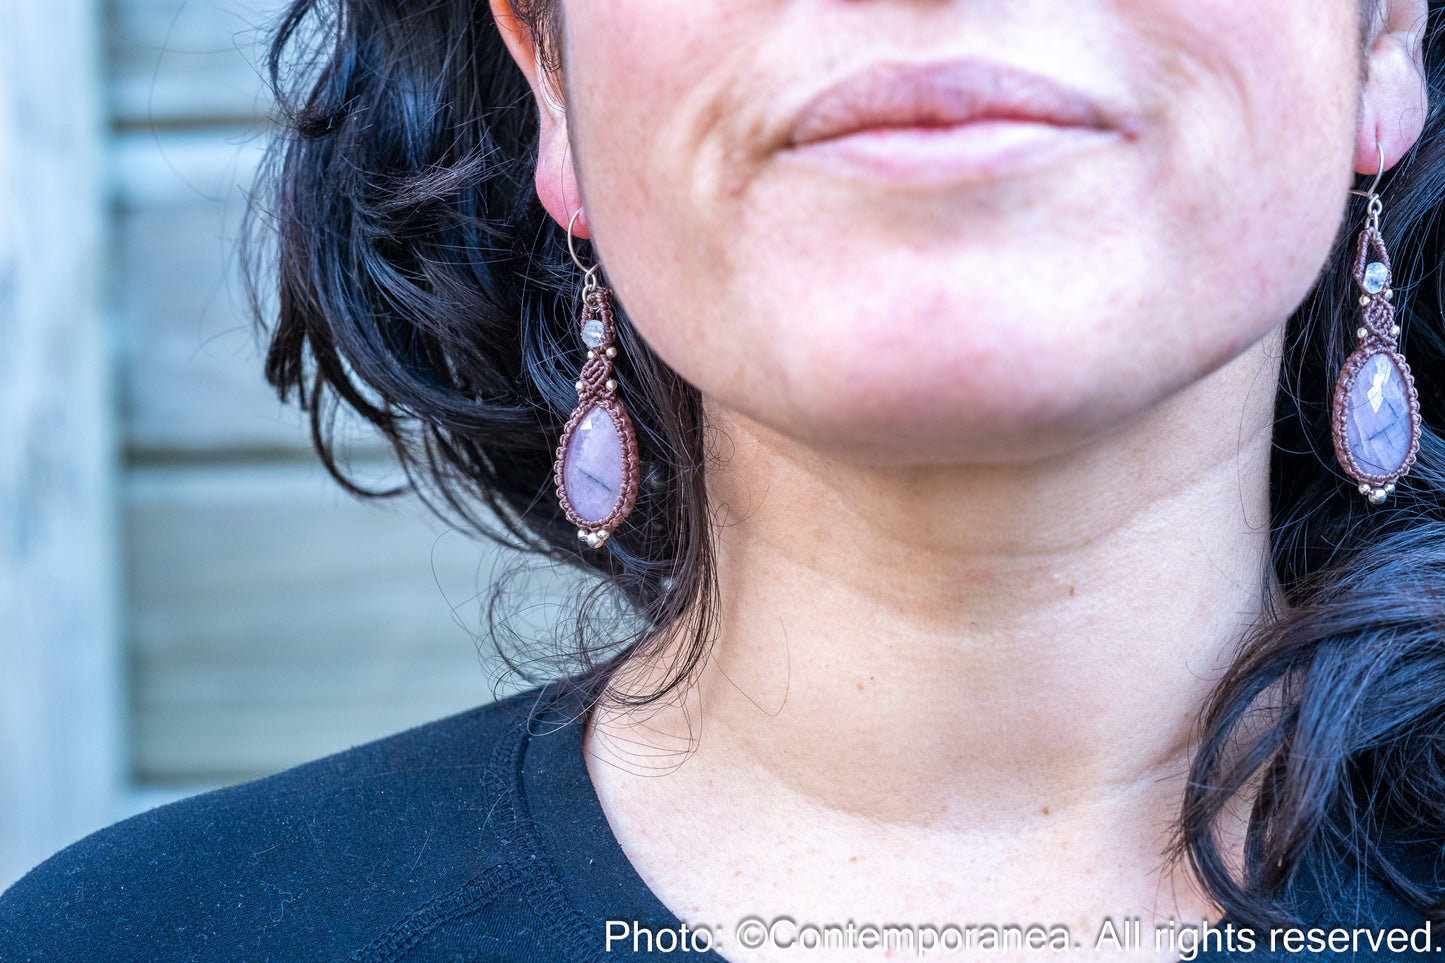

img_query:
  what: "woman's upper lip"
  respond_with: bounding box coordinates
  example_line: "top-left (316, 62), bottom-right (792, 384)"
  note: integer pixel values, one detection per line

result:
top-left (788, 60), bottom-right (1112, 147)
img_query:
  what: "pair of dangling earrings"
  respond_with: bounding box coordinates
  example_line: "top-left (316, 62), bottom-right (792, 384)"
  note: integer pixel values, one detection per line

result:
top-left (554, 163), bottom-right (1426, 550)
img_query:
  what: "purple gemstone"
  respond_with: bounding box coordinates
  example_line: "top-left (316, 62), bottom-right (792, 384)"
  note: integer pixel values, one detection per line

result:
top-left (563, 406), bottom-right (624, 523)
top-left (1344, 352), bottom-right (1413, 476)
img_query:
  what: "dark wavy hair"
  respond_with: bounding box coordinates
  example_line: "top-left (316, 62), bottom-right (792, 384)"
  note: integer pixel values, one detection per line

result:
top-left (251, 0), bottom-right (1445, 930)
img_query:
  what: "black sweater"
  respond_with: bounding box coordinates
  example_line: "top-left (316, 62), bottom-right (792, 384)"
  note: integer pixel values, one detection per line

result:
top-left (0, 682), bottom-right (1434, 961)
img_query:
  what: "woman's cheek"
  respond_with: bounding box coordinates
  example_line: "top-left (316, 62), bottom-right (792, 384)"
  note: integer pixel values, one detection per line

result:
top-left (560, 0), bottom-right (1362, 459)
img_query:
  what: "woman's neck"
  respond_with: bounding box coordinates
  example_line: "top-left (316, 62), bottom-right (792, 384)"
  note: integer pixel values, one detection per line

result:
top-left (586, 335), bottom-right (1279, 951)
top-left (595, 334), bottom-right (1279, 824)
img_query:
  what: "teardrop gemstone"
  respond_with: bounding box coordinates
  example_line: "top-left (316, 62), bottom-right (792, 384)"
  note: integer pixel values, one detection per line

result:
top-left (563, 406), bottom-right (625, 524)
top-left (1342, 351), bottom-right (1414, 477)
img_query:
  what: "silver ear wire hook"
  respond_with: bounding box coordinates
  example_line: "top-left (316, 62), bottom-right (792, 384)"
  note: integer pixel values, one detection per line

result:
top-left (1350, 143), bottom-right (1387, 200)
top-left (1350, 143), bottom-right (1387, 230)
top-left (567, 209), bottom-right (600, 294)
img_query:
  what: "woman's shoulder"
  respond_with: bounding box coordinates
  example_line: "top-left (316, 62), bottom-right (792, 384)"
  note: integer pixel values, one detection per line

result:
top-left (0, 682), bottom-right (596, 962)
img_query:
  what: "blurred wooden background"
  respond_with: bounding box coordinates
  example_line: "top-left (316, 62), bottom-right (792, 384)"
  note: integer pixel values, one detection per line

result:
top-left (2, 0), bottom-right (561, 888)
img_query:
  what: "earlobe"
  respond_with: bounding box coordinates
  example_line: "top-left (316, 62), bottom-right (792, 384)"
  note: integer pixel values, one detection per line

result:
top-left (537, 127), bottom-right (589, 239)
top-left (488, 0), bottom-right (589, 237)
top-left (1356, 0), bottom-right (1429, 173)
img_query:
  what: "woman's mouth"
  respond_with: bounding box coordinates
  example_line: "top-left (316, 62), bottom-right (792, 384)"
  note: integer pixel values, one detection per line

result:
top-left (784, 59), bottom-right (1126, 184)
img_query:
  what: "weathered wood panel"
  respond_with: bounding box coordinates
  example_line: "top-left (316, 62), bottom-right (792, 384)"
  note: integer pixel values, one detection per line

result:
top-left (112, 129), bottom-right (320, 454)
top-left (125, 463), bottom-right (561, 783)
top-left (0, 0), bottom-right (123, 889)
top-left (108, 0), bottom-right (280, 127)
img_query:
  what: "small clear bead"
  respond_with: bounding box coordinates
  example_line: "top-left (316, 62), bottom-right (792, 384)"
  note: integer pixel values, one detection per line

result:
top-left (1363, 261), bottom-right (1389, 294)
top-left (582, 317), bottom-right (606, 347)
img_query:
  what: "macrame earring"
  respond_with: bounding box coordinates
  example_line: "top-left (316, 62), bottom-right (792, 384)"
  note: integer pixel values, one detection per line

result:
top-left (1332, 146), bottom-right (1422, 505)
top-left (554, 210), bottom-right (639, 548)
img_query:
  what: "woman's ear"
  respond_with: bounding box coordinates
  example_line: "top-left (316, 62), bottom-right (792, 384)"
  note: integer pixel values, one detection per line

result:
top-left (489, 0), bottom-right (590, 237)
top-left (1357, 0), bottom-right (1429, 173)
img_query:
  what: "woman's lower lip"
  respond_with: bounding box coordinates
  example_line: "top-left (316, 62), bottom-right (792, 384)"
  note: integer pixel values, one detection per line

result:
top-left (781, 120), bottom-right (1118, 183)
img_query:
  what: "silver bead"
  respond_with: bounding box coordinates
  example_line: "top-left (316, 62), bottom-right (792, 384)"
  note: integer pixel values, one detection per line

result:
top-left (1385, 290), bottom-right (1394, 301)
top-left (575, 380), bottom-right (586, 393)
top-left (1360, 296), bottom-right (1372, 307)
top-left (1357, 327), bottom-right (1368, 339)
top-left (587, 350), bottom-right (595, 360)
top-left (1368, 489), bottom-right (1388, 505)
top-left (577, 530), bottom-right (587, 540)
top-left (605, 379), bottom-right (617, 393)
top-left (1392, 325), bottom-right (1401, 338)
top-left (606, 347), bottom-right (617, 359)
top-left (1359, 483), bottom-right (1371, 494)
top-left (1386, 483), bottom-right (1396, 494)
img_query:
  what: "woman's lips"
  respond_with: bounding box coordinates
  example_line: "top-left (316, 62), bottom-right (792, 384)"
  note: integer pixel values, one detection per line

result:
top-left (783, 60), bottom-right (1122, 182)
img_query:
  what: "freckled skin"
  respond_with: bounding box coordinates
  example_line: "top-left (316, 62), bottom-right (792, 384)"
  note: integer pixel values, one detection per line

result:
top-left (558, 1), bottom-right (1364, 465)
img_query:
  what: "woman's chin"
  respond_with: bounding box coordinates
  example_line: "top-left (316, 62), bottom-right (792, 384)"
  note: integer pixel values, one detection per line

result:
top-left (715, 382), bottom-right (1129, 468)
